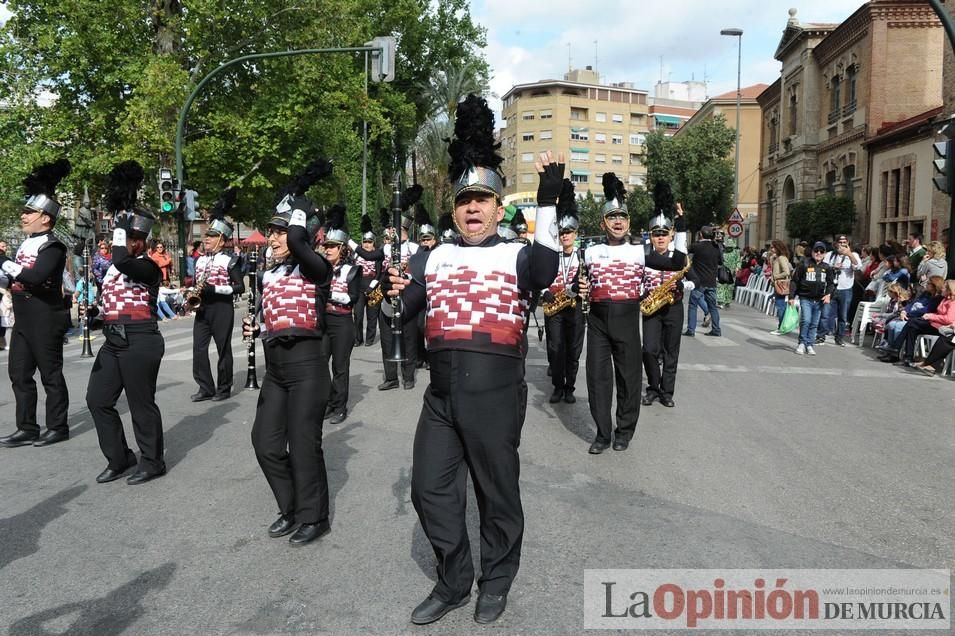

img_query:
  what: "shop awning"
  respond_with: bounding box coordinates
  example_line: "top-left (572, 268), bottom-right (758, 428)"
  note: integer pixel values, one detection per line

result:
top-left (570, 169), bottom-right (591, 175)
top-left (570, 147), bottom-right (589, 153)
top-left (654, 114), bottom-right (682, 125)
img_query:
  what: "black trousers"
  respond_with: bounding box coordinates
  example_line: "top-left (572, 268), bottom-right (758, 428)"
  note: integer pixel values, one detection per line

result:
top-left (586, 302), bottom-right (642, 444)
top-left (379, 310), bottom-right (417, 382)
top-left (8, 300), bottom-right (69, 435)
top-left (193, 300), bottom-right (234, 396)
top-left (251, 338), bottom-right (330, 525)
top-left (924, 335), bottom-right (955, 369)
top-left (321, 313), bottom-right (354, 413)
top-left (353, 277), bottom-right (379, 343)
top-left (642, 301), bottom-right (684, 400)
top-left (544, 305), bottom-right (584, 391)
top-left (412, 350), bottom-right (525, 602)
top-left (87, 327), bottom-right (165, 473)
top-left (416, 312), bottom-right (429, 367)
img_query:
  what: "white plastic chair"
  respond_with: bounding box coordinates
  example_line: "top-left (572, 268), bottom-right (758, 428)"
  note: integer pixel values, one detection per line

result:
top-left (734, 275), bottom-right (759, 305)
top-left (916, 335), bottom-right (939, 360)
top-left (850, 300), bottom-right (887, 346)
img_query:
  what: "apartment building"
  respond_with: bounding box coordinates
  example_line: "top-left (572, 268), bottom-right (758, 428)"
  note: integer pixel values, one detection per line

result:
top-left (758, 2), bottom-right (944, 245)
top-left (499, 67), bottom-right (651, 204)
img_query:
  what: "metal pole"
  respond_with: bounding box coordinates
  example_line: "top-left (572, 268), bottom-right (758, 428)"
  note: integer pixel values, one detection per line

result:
top-left (80, 240), bottom-right (93, 357)
top-left (174, 45), bottom-right (385, 275)
top-left (734, 34), bottom-right (742, 210)
top-left (362, 51), bottom-right (369, 218)
top-left (927, 0), bottom-right (955, 275)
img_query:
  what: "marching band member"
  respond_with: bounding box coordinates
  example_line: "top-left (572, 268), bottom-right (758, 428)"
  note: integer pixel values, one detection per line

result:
top-left (542, 179), bottom-right (584, 404)
top-left (0, 159), bottom-right (72, 448)
top-left (86, 161), bottom-right (166, 484)
top-left (191, 190), bottom-right (244, 402)
top-left (245, 159), bottom-right (334, 546)
top-left (355, 189), bottom-right (421, 390)
top-left (352, 215), bottom-right (381, 347)
top-left (387, 94), bottom-right (560, 625)
top-left (578, 173), bottom-right (645, 454)
top-left (320, 205), bottom-right (359, 425)
top-left (640, 184), bottom-right (689, 409)
top-left (414, 204), bottom-right (436, 369)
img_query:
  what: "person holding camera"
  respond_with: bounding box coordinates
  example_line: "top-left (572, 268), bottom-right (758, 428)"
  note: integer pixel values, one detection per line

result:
top-left (818, 234), bottom-right (861, 346)
top-left (683, 224), bottom-right (723, 337)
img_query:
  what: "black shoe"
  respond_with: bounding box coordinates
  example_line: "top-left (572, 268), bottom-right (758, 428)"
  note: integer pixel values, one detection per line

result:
top-left (474, 591), bottom-right (508, 624)
top-left (96, 463), bottom-right (135, 483)
top-left (546, 367), bottom-right (552, 377)
top-left (682, 330), bottom-right (694, 337)
top-left (415, 360), bottom-right (426, 369)
top-left (328, 411), bottom-right (347, 425)
top-left (894, 359), bottom-right (915, 368)
top-left (211, 392), bottom-right (230, 402)
top-left (835, 337), bottom-right (846, 347)
top-left (354, 339), bottom-right (363, 347)
top-left (288, 520), bottom-right (330, 545)
top-left (612, 439), bottom-right (630, 451)
top-left (33, 429), bottom-right (69, 447)
top-left (588, 440), bottom-right (610, 455)
top-left (378, 380), bottom-right (399, 391)
top-left (641, 392), bottom-right (658, 406)
top-left (563, 388), bottom-right (576, 404)
top-left (190, 392), bottom-right (214, 402)
top-left (268, 514), bottom-right (297, 538)
top-left (323, 405), bottom-right (335, 420)
top-left (403, 380), bottom-right (415, 390)
top-left (704, 331), bottom-right (721, 337)
top-left (0, 430), bottom-right (40, 448)
top-left (365, 338), bottom-right (376, 347)
top-left (127, 467), bottom-right (166, 485)
top-left (411, 593), bottom-right (471, 625)
top-left (549, 388), bottom-right (563, 403)
top-left (815, 336), bottom-right (826, 345)
top-left (659, 396), bottom-right (675, 408)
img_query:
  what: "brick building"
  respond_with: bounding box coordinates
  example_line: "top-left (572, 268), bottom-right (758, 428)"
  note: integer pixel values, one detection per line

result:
top-left (758, 2), bottom-right (944, 246)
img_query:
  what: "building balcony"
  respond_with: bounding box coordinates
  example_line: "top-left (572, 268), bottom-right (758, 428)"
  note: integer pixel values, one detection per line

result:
top-left (768, 142), bottom-right (778, 154)
top-left (842, 100), bottom-right (857, 117)
top-left (827, 110), bottom-right (840, 125)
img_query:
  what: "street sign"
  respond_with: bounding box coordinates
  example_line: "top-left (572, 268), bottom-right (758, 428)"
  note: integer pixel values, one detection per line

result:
top-left (728, 208), bottom-right (744, 224)
top-left (727, 221), bottom-right (743, 238)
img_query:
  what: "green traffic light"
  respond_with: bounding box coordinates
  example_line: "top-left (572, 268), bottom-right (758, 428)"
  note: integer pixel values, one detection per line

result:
top-left (162, 202), bottom-right (175, 213)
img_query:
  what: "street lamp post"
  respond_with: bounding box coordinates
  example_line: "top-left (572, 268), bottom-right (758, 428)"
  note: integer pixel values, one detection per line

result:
top-left (721, 27), bottom-right (743, 211)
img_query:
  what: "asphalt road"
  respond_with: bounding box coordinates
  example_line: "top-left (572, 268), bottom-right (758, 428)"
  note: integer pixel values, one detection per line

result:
top-left (0, 302), bottom-right (952, 635)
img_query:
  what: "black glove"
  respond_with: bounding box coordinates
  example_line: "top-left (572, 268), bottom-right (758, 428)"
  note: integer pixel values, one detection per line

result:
top-left (536, 160), bottom-right (565, 206)
top-left (113, 212), bottom-right (134, 233)
top-left (541, 290), bottom-right (555, 304)
top-left (200, 283), bottom-right (217, 298)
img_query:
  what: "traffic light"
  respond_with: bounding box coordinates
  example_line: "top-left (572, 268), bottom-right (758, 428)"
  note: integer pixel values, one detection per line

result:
top-left (934, 122), bottom-right (955, 194)
top-left (368, 36), bottom-right (396, 83)
top-left (159, 168), bottom-right (176, 213)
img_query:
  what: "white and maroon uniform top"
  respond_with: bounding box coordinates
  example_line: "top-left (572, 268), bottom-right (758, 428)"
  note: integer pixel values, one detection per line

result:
top-left (355, 254), bottom-right (378, 279)
top-left (7, 233), bottom-right (65, 303)
top-left (100, 260), bottom-right (158, 324)
top-left (640, 231), bottom-right (689, 306)
top-left (194, 252), bottom-right (237, 300)
top-left (384, 241), bottom-right (419, 268)
top-left (260, 263), bottom-right (324, 340)
top-left (584, 242), bottom-right (646, 304)
top-left (547, 250), bottom-right (580, 297)
top-left (423, 242), bottom-right (529, 358)
top-left (325, 263), bottom-right (356, 316)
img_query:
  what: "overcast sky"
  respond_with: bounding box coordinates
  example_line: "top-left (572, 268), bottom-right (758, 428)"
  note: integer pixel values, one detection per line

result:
top-left (471, 0), bottom-right (869, 117)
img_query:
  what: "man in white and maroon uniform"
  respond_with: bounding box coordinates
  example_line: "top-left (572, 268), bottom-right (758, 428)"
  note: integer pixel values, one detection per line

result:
top-left (541, 179), bottom-right (584, 404)
top-left (0, 159), bottom-right (72, 448)
top-left (191, 217), bottom-right (244, 402)
top-left (86, 164), bottom-right (166, 484)
top-left (640, 203), bottom-right (689, 409)
top-left (320, 211), bottom-right (359, 425)
top-left (388, 94), bottom-right (562, 626)
top-left (351, 215), bottom-right (380, 347)
top-left (244, 160), bottom-right (334, 546)
top-left (579, 173), bottom-right (645, 454)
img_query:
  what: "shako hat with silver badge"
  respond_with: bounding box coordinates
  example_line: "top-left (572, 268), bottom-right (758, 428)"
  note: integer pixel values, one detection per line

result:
top-left (23, 159), bottom-right (71, 221)
top-left (600, 172), bottom-right (627, 217)
top-left (557, 178), bottom-right (579, 232)
top-left (105, 160), bottom-right (154, 237)
top-left (322, 204), bottom-right (349, 245)
top-left (448, 94), bottom-right (504, 201)
top-left (207, 187), bottom-right (237, 239)
top-left (649, 180), bottom-right (674, 232)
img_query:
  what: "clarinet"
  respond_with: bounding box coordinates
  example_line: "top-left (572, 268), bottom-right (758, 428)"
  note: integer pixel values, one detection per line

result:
top-left (244, 250), bottom-right (260, 390)
top-left (578, 245), bottom-right (590, 316)
top-left (386, 174), bottom-right (406, 362)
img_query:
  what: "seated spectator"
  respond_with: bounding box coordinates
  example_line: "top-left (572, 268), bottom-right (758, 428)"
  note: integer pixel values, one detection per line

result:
top-left (159, 285), bottom-right (185, 317)
top-left (881, 254), bottom-right (910, 289)
top-left (892, 278), bottom-right (955, 367)
top-left (913, 325), bottom-right (955, 376)
top-left (877, 276), bottom-right (944, 360)
top-left (871, 283), bottom-right (910, 337)
top-left (916, 241), bottom-right (947, 289)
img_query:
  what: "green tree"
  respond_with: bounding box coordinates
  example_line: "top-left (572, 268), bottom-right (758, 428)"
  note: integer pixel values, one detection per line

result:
top-left (784, 195), bottom-right (855, 243)
top-left (0, 0), bottom-right (488, 242)
top-left (577, 190), bottom-right (603, 236)
top-left (626, 186), bottom-right (653, 232)
top-left (784, 200), bottom-right (816, 241)
top-left (645, 115), bottom-right (735, 232)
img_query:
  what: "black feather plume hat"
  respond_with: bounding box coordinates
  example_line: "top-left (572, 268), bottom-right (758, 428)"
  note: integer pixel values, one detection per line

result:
top-left (105, 160), bottom-right (154, 237)
top-left (600, 172), bottom-right (628, 217)
top-left (323, 204), bottom-right (349, 244)
top-left (510, 209), bottom-right (527, 233)
top-left (447, 94), bottom-right (504, 201)
top-left (207, 187), bottom-right (237, 239)
top-left (557, 178), bottom-right (579, 231)
top-left (271, 158), bottom-right (334, 228)
top-left (378, 206), bottom-right (392, 233)
top-left (23, 158), bottom-right (71, 220)
top-left (437, 212), bottom-right (457, 244)
top-left (415, 203), bottom-right (435, 238)
top-left (649, 180), bottom-right (674, 232)
top-left (360, 214), bottom-right (375, 241)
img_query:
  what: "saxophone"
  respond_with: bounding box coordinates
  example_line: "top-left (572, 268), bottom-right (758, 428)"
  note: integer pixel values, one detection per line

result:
top-left (640, 262), bottom-right (691, 316)
top-left (366, 279), bottom-right (384, 307)
top-left (184, 260), bottom-right (210, 310)
top-left (542, 289), bottom-right (576, 317)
